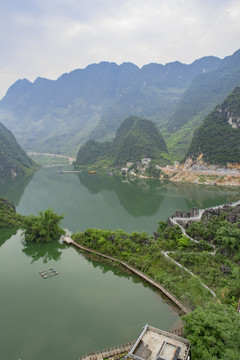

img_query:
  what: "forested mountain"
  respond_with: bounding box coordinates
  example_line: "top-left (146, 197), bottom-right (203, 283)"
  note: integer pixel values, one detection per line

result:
top-left (0, 122), bottom-right (37, 179)
top-left (76, 116), bottom-right (168, 166)
top-left (166, 49), bottom-right (240, 160)
top-left (0, 56), bottom-right (222, 156)
top-left (185, 87), bottom-right (240, 165)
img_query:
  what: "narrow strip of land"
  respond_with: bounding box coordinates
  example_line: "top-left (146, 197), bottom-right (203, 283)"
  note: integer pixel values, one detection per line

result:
top-left (64, 236), bottom-right (191, 314)
top-left (27, 151), bottom-right (76, 164)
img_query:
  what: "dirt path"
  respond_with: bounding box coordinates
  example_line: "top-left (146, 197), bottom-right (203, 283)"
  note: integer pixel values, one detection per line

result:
top-left (27, 151), bottom-right (76, 164)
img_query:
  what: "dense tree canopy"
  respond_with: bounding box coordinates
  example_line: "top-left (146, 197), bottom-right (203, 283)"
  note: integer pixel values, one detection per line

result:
top-left (21, 209), bottom-right (65, 243)
top-left (0, 197), bottom-right (23, 228)
top-left (183, 302), bottom-right (240, 360)
top-left (76, 116), bottom-right (169, 167)
top-left (185, 87), bottom-right (240, 165)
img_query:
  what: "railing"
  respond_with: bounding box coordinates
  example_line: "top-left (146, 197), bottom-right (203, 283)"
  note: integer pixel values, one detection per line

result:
top-left (169, 327), bottom-right (184, 336)
top-left (79, 341), bottom-right (135, 360)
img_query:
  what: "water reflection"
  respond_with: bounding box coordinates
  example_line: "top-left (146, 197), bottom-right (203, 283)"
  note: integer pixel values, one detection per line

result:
top-left (78, 173), bottom-right (165, 216)
top-left (166, 181), bottom-right (240, 210)
top-left (0, 228), bottom-right (18, 247)
top-left (22, 240), bottom-right (67, 263)
top-left (78, 172), bottom-right (240, 217)
top-left (0, 174), bottom-right (34, 206)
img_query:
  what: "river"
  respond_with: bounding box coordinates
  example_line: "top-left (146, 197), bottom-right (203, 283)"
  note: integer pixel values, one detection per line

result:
top-left (0, 167), bottom-right (239, 360)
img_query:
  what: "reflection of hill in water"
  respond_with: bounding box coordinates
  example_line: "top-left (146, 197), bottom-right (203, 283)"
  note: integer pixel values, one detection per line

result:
top-left (0, 174), bottom-right (34, 206)
top-left (22, 240), bottom-right (67, 263)
top-left (0, 228), bottom-right (18, 247)
top-left (78, 173), bottom-right (240, 217)
top-left (77, 173), bottom-right (165, 216)
top-left (166, 182), bottom-right (240, 211)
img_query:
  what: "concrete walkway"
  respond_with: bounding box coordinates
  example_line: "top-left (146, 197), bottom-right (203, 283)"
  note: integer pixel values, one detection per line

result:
top-left (63, 236), bottom-right (191, 314)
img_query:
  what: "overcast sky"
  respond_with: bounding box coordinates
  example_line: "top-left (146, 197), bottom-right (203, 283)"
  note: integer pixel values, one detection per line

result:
top-left (0, 0), bottom-right (239, 99)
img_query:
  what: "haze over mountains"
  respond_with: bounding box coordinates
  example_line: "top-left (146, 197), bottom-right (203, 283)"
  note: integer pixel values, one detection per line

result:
top-left (0, 49), bottom-right (240, 159)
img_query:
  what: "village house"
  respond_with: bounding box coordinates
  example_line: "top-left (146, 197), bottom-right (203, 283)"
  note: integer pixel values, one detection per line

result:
top-left (125, 324), bottom-right (190, 360)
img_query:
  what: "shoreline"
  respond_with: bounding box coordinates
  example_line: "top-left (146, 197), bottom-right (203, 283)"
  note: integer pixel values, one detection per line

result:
top-left (64, 236), bottom-right (191, 314)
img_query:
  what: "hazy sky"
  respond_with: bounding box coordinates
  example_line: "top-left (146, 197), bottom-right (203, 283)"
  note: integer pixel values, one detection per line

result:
top-left (0, 0), bottom-right (239, 99)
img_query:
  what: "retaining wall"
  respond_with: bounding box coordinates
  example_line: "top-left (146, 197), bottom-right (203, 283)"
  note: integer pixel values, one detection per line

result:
top-left (64, 238), bottom-right (191, 314)
top-left (79, 341), bottom-right (135, 360)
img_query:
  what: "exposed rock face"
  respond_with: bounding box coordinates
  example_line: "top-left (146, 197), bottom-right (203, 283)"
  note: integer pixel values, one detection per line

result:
top-left (220, 265), bottom-right (231, 275)
top-left (216, 106), bottom-right (240, 129)
top-left (202, 204), bottom-right (240, 224)
top-left (174, 207), bottom-right (199, 219)
top-left (168, 203), bottom-right (240, 230)
top-left (162, 159), bottom-right (240, 186)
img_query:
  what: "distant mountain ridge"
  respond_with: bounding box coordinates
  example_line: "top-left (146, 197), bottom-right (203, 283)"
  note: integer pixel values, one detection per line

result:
top-left (0, 55), bottom-right (223, 156)
top-left (185, 87), bottom-right (240, 165)
top-left (0, 122), bottom-right (37, 179)
top-left (76, 116), bottom-right (169, 166)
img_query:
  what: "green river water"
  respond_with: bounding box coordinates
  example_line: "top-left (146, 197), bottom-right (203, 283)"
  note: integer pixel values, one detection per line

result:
top-left (0, 167), bottom-right (239, 360)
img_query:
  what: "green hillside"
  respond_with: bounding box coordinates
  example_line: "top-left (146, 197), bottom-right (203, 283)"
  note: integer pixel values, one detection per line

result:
top-left (166, 50), bottom-right (240, 160)
top-left (76, 139), bottom-right (112, 165)
top-left (112, 116), bottom-right (168, 165)
top-left (76, 116), bottom-right (169, 167)
top-left (0, 122), bottom-right (38, 179)
top-left (0, 197), bottom-right (23, 229)
top-left (185, 87), bottom-right (240, 165)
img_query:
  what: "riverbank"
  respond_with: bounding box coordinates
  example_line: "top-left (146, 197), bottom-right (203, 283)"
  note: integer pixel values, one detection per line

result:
top-left (161, 160), bottom-right (240, 186)
top-left (70, 200), bottom-right (240, 311)
top-left (64, 236), bottom-right (191, 314)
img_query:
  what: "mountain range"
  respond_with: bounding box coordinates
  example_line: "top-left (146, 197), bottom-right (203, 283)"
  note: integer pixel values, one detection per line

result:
top-left (0, 49), bottom-right (240, 160)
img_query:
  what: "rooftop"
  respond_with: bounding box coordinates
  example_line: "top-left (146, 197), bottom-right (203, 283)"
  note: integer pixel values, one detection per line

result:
top-left (126, 325), bottom-right (190, 360)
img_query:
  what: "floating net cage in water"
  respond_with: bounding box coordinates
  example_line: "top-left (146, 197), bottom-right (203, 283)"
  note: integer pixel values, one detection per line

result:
top-left (39, 268), bottom-right (58, 279)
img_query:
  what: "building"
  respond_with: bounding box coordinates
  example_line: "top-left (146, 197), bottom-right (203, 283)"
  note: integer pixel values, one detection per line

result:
top-left (125, 324), bottom-right (190, 360)
top-left (141, 158), bottom-right (151, 166)
top-left (121, 168), bottom-right (128, 175)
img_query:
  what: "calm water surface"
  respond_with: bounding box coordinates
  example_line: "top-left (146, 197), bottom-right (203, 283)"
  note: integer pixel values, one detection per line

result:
top-left (0, 167), bottom-right (239, 360)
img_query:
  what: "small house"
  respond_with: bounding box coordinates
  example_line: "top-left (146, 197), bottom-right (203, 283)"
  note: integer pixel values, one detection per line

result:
top-left (125, 324), bottom-right (190, 360)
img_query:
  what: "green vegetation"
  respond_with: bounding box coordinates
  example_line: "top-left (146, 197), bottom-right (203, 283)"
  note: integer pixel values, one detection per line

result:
top-left (185, 87), bottom-right (240, 165)
top-left (183, 302), bottom-right (240, 360)
top-left (72, 204), bottom-right (240, 308)
top-left (186, 212), bottom-right (240, 259)
top-left (72, 227), bottom-right (212, 309)
top-left (76, 139), bottom-right (113, 166)
top-left (166, 51), bottom-right (240, 159)
top-left (112, 116), bottom-right (168, 165)
top-left (21, 209), bottom-right (65, 243)
top-left (0, 197), bottom-right (23, 228)
top-left (76, 116), bottom-right (170, 168)
top-left (72, 204), bottom-right (240, 356)
top-left (0, 122), bottom-right (39, 179)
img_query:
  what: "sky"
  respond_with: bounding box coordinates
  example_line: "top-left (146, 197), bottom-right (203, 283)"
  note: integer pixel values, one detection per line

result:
top-left (0, 0), bottom-right (240, 99)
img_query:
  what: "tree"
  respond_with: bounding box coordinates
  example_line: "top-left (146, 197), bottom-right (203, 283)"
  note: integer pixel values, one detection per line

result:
top-left (183, 302), bottom-right (240, 360)
top-left (21, 208), bottom-right (65, 243)
top-left (215, 223), bottom-right (240, 256)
